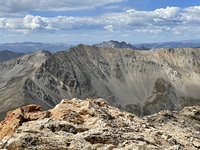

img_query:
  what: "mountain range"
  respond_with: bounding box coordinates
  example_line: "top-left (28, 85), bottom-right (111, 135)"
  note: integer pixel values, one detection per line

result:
top-left (0, 44), bottom-right (200, 120)
top-left (0, 42), bottom-right (73, 53)
top-left (1, 39), bottom-right (200, 55)
top-left (134, 39), bottom-right (200, 49)
top-left (94, 39), bottom-right (200, 50)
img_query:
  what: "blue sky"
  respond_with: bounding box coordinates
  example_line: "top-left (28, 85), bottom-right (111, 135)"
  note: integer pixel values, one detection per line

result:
top-left (1, 0), bottom-right (200, 44)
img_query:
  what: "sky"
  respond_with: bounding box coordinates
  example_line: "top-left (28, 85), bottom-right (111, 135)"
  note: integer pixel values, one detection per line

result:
top-left (1, 0), bottom-right (200, 44)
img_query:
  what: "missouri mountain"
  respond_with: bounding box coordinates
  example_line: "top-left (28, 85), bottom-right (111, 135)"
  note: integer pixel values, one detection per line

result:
top-left (0, 44), bottom-right (200, 118)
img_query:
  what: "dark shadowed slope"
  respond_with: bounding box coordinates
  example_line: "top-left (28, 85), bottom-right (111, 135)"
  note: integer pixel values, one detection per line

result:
top-left (0, 50), bottom-right (24, 62)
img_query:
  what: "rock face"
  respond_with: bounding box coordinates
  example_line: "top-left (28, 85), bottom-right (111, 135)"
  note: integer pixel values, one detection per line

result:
top-left (1, 45), bottom-right (200, 118)
top-left (0, 98), bottom-right (200, 149)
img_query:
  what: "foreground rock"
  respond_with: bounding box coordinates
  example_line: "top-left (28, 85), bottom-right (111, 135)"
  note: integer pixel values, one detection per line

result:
top-left (0, 104), bottom-right (48, 140)
top-left (0, 98), bottom-right (200, 150)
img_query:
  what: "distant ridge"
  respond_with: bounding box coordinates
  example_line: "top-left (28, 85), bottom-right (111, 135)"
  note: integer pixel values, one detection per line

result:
top-left (94, 40), bottom-right (136, 49)
top-left (94, 40), bottom-right (149, 50)
top-left (0, 42), bottom-right (74, 53)
top-left (0, 50), bottom-right (24, 62)
top-left (134, 39), bottom-right (200, 49)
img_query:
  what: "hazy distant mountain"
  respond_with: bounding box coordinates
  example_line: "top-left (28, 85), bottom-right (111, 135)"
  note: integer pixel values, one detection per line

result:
top-left (94, 40), bottom-right (137, 49)
top-left (94, 40), bottom-right (149, 50)
top-left (134, 39), bottom-right (200, 49)
top-left (0, 50), bottom-right (24, 62)
top-left (1, 45), bottom-right (200, 119)
top-left (0, 42), bottom-right (74, 53)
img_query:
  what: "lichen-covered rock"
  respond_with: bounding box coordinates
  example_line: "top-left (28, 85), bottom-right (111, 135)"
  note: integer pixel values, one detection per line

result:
top-left (0, 104), bottom-right (48, 141)
top-left (0, 98), bottom-right (200, 149)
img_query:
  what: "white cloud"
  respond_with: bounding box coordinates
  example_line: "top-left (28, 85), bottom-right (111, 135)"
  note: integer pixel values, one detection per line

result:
top-left (1, 6), bottom-right (200, 37)
top-left (121, 34), bottom-right (130, 37)
top-left (185, 6), bottom-right (200, 13)
top-left (24, 15), bottom-right (48, 30)
top-left (104, 25), bottom-right (114, 32)
top-left (181, 6), bottom-right (200, 23)
top-left (0, 0), bottom-right (125, 13)
top-left (154, 7), bottom-right (179, 19)
top-left (103, 5), bottom-right (120, 10)
top-left (61, 34), bottom-right (89, 37)
top-left (135, 29), bottom-right (162, 34)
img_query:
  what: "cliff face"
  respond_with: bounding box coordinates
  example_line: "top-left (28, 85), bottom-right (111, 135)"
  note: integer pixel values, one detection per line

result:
top-left (0, 98), bottom-right (200, 149)
top-left (0, 45), bottom-right (200, 117)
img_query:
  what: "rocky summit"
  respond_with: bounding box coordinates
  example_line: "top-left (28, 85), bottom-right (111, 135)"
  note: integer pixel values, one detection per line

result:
top-left (93, 40), bottom-right (137, 49)
top-left (0, 98), bottom-right (200, 150)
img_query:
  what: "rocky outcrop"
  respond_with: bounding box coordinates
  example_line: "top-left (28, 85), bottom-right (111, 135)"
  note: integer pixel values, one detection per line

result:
top-left (0, 98), bottom-right (200, 149)
top-left (0, 104), bottom-right (48, 141)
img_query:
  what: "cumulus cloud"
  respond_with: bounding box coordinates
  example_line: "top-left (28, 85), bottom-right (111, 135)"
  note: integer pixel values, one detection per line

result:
top-left (181, 6), bottom-right (200, 23)
top-left (24, 15), bottom-right (48, 30)
top-left (0, 0), bottom-right (125, 13)
top-left (0, 6), bottom-right (200, 36)
top-left (154, 7), bottom-right (179, 19)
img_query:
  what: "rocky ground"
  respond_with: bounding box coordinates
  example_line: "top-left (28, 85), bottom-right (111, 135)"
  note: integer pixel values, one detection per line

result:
top-left (0, 98), bottom-right (200, 150)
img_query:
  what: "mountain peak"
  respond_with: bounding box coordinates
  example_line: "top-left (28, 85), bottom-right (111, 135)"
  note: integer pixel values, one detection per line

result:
top-left (93, 40), bottom-right (136, 49)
